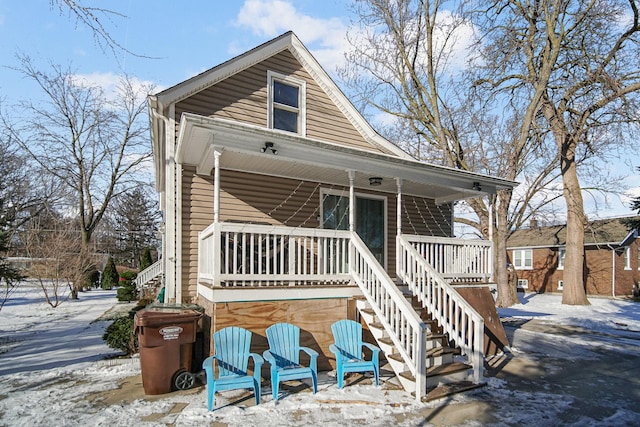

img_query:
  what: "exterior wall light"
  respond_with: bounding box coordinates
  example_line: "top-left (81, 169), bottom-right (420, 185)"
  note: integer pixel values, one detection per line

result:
top-left (369, 177), bottom-right (382, 186)
top-left (261, 142), bottom-right (278, 155)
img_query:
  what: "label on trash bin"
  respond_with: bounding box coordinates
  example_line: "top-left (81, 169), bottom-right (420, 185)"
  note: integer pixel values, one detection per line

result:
top-left (159, 326), bottom-right (183, 340)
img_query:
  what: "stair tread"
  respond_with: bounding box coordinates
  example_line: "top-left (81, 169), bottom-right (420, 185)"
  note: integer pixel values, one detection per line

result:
top-left (424, 381), bottom-right (486, 402)
top-left (426, 361), bottom-right (471, 376)
top-left (425, 346), bottom-right (457, 357)
top-left (399, 362), bottom-right (471, 382)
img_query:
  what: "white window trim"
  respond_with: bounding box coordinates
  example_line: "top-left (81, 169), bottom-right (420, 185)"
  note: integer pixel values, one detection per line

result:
top-left (267, 70), bottom-right (306, 136)
top-left (557, 280), bottom-right (564, 291)
top-left (558, 247), bottom-right (565, 270)
top-left (320, 187), bottom-right (388, 269)
top-left (512, 249), bottom-right (533, 270)
top-left (517, 279), bottom-right (529, 289)
top-left (624, 247), bottom-right (632, 270)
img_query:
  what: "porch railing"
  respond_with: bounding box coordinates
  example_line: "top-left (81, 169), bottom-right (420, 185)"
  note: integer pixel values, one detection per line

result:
top-left (403, 235), bottom-right (492, 282)
top-left (350, 232), bottom-right (426, 400)
top-left (198, 222), bottom-right (351, 286)
top-left (397, 235), bottom-right (484, 383)
top-left (134, 259), bottom-right (163, 290)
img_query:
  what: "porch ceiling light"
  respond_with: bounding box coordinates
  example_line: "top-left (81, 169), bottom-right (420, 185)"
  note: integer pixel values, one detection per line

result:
top-left (369, 177), bottom-right (382, 186)
top-left (261, 142), bottom-right (278, 155)
top-left (472, 182), bottom-right (482, 191)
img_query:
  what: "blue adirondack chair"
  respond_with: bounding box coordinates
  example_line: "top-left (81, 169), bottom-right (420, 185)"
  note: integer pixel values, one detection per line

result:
top-left (330, 319), bottom-right (380, 388)
top-left (202, 326), bottom-right (264, 410)
top-left (263, 323), bottom-right (318, 400)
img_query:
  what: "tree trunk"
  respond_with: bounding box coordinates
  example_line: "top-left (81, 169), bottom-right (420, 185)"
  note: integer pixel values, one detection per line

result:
top-left (560, 147), bottom-right (590, 305)
top-left (495, 191), bottom-right (519, 307)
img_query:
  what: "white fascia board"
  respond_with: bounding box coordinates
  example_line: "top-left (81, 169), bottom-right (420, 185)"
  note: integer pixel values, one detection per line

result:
top-left (178, 114), bottom-right (517, 194)
top-left (154, 34), bottom-right (293, 107)
top-left (154, 31), bottom-right (411, 161)
top-left (288, 34), bottom-right (412, 160)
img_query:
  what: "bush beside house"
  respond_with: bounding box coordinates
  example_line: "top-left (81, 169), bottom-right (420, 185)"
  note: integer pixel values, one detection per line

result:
top-left (116, 270), bottom-right (137, 302)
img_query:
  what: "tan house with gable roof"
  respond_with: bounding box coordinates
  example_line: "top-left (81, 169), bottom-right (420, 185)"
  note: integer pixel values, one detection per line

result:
top-left (138, 31), bottom-right (516, 400)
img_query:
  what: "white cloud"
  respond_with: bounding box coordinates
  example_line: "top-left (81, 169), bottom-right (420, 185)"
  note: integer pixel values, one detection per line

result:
top-left (234, 0), bottom-right (348, 72)
top-left (71, 72), bottom-right (155, 103)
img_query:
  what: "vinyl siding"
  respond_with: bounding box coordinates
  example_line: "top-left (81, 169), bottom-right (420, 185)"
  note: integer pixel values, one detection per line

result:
top-left (174, 50), bottom-right (387, 153)
top-left (181, 168), bottom-right (453, 299)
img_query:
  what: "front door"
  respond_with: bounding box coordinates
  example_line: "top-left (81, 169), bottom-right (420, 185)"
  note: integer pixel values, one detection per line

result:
top-left (322, 192), bottom-right (386, 266)
top-left (355, 196), bottom-right (385, 265)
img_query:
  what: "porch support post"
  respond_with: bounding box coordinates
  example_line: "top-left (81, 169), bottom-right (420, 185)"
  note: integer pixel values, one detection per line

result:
top-left (488, 196), bottom-right (494, 281)
top-left (348, 170), bottom-right (355, 232)
top-left (396, 178), bottom-right (403, 237)
top-left (396, 177), bottom-right (403, 282)
top-left (213, 150), bottom-right (222, 287)
top-left (213, 150), bottom-right (222, 224)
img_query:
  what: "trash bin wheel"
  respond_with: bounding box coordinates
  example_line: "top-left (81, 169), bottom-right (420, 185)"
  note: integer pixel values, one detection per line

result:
top-left (174, 370), bottom-right (195, 390)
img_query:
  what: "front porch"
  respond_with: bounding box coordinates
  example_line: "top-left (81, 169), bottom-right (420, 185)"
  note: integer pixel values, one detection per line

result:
top-left (190, 221), bottom-right (496, 401)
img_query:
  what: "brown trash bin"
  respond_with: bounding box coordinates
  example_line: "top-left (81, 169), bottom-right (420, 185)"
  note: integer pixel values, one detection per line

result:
top-left (134, 305), bottom-right (203, 395)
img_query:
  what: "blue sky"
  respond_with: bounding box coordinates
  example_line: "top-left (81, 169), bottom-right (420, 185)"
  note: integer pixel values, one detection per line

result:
top-left (0, 0), bottom-right (353, 102)
top-left (0, 0), bottom-right (638, 220)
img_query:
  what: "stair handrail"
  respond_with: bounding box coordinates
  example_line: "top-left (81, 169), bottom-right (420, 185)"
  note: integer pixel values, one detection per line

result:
top-left (349, 232), bottom-right (426, 400)
top-left (397, 235), bottom-right (484, 382)
top-left (134, 259), bottom-right (163, 290)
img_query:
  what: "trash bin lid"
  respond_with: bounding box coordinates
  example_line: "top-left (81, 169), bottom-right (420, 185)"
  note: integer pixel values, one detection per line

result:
top-left (145, 302), bottom-right (204, 312)
top-left (134, 306), bottom-right (203, 327)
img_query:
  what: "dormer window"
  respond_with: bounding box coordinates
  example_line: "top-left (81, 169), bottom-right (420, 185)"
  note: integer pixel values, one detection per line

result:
top-left (268, 71), bottom-right (305, 135)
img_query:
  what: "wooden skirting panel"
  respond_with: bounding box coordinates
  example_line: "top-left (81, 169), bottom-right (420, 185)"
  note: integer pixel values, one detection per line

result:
top-left (197, 296), bottom-right (357, 372)
top-left (454, 286), bottom-right (510, 355)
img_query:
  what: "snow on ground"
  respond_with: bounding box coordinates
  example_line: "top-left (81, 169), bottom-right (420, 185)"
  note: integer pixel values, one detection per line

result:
top-left (1, 283), bottom-right (640, 426)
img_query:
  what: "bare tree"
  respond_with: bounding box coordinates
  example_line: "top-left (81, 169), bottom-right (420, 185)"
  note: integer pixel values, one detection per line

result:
top-left (50, 0), bottom-right (152, 61)
top-left (472, 0), bottom-right (640, 305)
top-left (22, 218), bottom-right (87, 307)
top-left (0, 132), bottom-right (57, 310)
top-left (3, 57), bottom-right (153, 297)
top-left (341, 0), bottom-right (567, 306)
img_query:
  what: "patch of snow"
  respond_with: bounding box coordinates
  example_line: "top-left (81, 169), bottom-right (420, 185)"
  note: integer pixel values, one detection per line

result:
top-left (1, 286), bottom-right (639, 426)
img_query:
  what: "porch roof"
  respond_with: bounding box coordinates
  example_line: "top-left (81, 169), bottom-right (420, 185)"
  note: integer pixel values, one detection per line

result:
top-left (176, 113), bottom-right (517, 204)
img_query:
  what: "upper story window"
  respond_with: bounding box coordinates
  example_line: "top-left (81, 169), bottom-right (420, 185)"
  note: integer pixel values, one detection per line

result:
top-left (558, 247), bottom-right (566, 270)
top-left (513, 249), bottom-right (533, 269)
top-left (268, 71), bottom-right (305, 135)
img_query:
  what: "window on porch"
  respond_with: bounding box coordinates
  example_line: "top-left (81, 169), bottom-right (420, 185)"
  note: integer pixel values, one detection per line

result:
top-left (321, 192), bottom-right (386, 266)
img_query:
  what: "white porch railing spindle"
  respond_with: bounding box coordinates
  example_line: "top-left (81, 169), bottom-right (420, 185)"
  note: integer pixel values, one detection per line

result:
top-left (350, 232), bottom-right (426, 401)
top-left (198, 223), bottom-right (352, 286)
top-left (397, 235), bottom-right (485, 383)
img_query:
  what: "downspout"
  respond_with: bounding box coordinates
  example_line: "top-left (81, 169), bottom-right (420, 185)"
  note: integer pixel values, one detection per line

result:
top-left (150, 105), bottom-right (170, 303)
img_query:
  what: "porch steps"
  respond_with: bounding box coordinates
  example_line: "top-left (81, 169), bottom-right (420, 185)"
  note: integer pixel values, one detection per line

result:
top-left (356, 299), bottom-right (482, 400)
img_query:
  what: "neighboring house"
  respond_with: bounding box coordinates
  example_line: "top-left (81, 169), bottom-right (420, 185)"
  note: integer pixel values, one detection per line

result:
top-left (507, 217), bottom-right (640, 297)
top-left (141, 32), bottom-right (516, 400)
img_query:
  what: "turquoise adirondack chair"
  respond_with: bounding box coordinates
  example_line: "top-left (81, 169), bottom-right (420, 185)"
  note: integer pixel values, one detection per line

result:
top-left (202, 326), bottom-right (264, 410)
top-left (263, 323), bottom-right (318, 400)
top-left (329, 319), bottom-right (380, 388)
